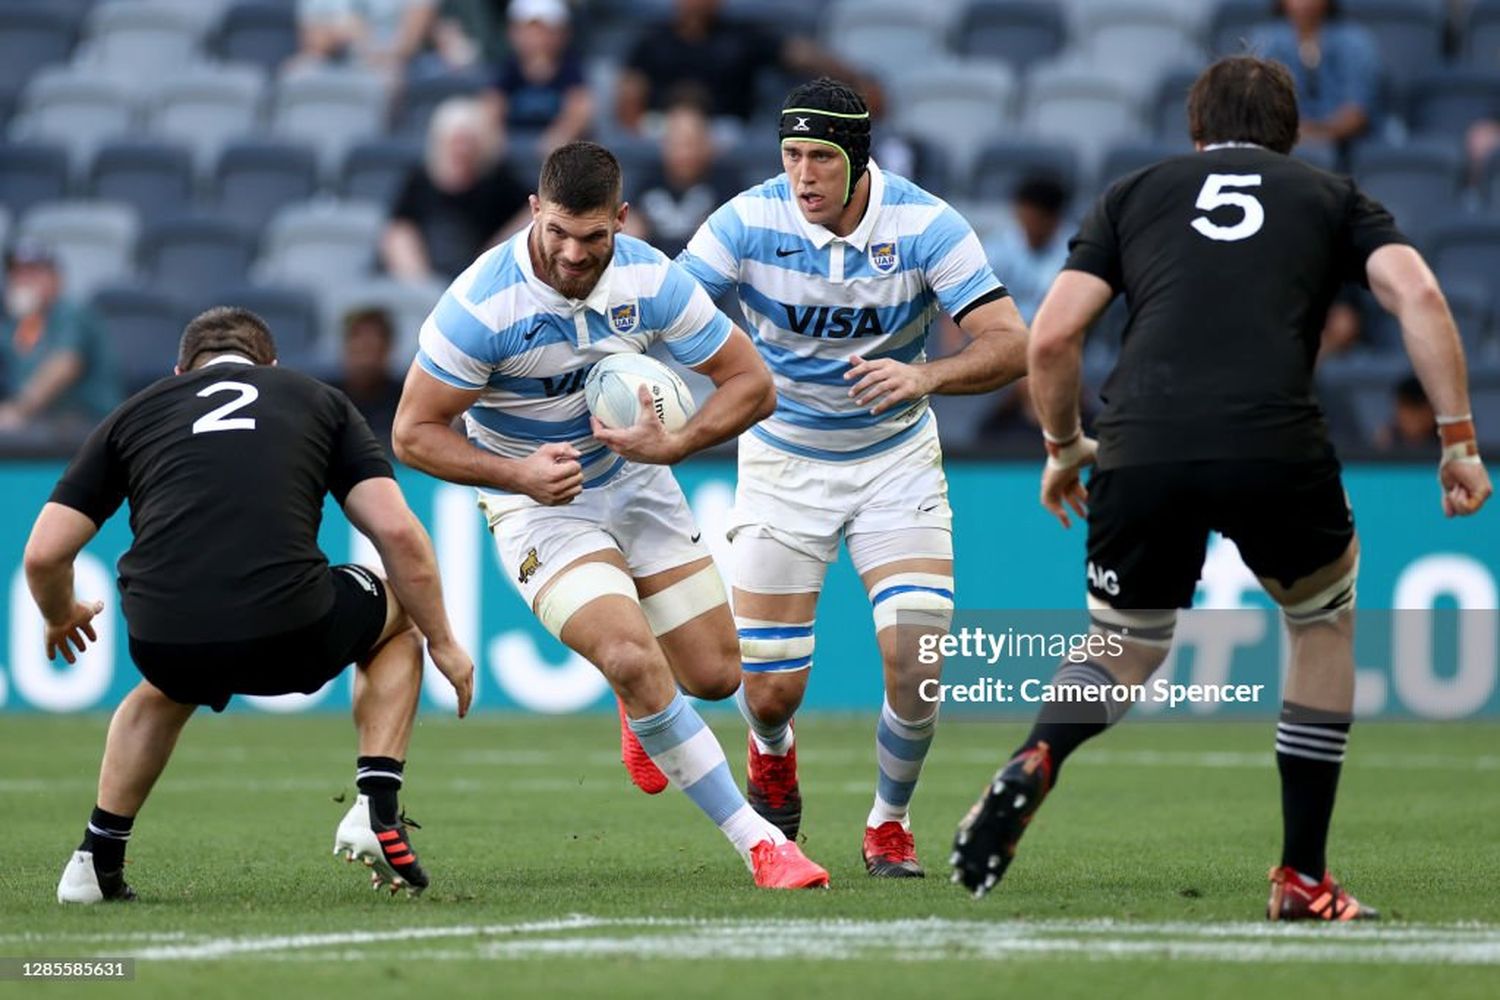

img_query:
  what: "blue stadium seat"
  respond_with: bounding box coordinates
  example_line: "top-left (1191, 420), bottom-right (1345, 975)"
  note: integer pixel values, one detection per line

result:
top-left (0, 141), bottom-right (71, 216)
top-left (1078, 4), bottom-right (1205, 90)
top-left (390, 74), bottom-right (486, 137)
top-left (1405, 70), bottom-right (1500, 139)
top-left (968, 139), bottom-right (1079, 203)
top-left (318, 276), bottom-right (445, 369)
top-left (1466, 0), bottom-right (1500, 67)
top-left (339, 137), bottom-right (423, 207)
top-left (148, 65), bottom-right (266, 177)
top-left (1351, 141), bottom-right (1465, 240)
top-left (89, 140), bottom-right (195, 226)
top-left (951, 1), bottom-right (1068, 74)
top-left (724, 0), bottom-right (822, 39)
top-left (891, 61), bottom-right (1016, 179)
top-left (1425, 219), bottom-right (1500, 292)
top-left (138, 216), bottom-right (258, 294)
top-left (824, 0), bottom-right (953, 71)
top-left (214, 139), bottom-right (319, 233)
top-left (11, 67), bottom-right (137, 173)
top-left (213, 1), bottom-right (298, 73)
top-left (90, 284), bottom-right (192, 391)
top-left (1481, 148), bottom-right (1500, 207)
top-left (1096, 140), bottom-right (1192, 193)
top-left (1208, 0), bottom-right (1275, 56)
top-left (76, 1), bottom-right (206, 90)
top-left (198, 283), bottom-right (322, 366)
top-left (17, 199), bottom-right (139, 299)
top-left (0, 4), bottom-right (81, 101)
top-left (255, 201), bottom-right (384, 289)
top-left (1149, 67), bottom-right (1202, 139)
top-left (270, 67), bottom-right (387, 174)
top-left (1344, 0), bottom-right (1447, 87)
top-left (1021, 64), bottom-right (1144, 169)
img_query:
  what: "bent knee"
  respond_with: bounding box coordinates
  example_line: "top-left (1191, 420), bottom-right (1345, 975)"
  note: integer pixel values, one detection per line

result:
top-left (597, 636), bottom-right (667, 693)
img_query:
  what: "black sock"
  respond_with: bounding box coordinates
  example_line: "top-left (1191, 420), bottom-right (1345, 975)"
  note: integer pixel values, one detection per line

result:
top-left (80, 806), bottom-right (134, 872)
top-left (1276, 702), bottom-right (1351, 879)
top-left (356, 756), bottom-right (404, 826)
top-left (1012, 660), bottom-right (1131, 784)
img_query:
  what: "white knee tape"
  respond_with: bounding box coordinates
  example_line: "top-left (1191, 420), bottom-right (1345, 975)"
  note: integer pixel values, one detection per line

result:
top-left (869, 573), bottom-right (954, 632)
top-left (1086, 595), bottom-right (1177, 648)
top-left (639, 565), bottom-right (727, 636)
top-left (1281, 559), bottom-right (1358, 625)
top-left (736, 617), bottom-right (815, 673)
top-left (536, 562), bottom-right (638, 638)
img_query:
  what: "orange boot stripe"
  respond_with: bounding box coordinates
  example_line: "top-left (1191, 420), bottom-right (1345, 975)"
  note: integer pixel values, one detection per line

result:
top-left (388, 853), bottom-right (415, 866)
top-left (376, 830), bottom-right (402, 843)
top-left (1310, 892), bottom-right (1333, 913)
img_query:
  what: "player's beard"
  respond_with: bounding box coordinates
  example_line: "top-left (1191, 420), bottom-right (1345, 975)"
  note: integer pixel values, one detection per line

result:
top-left (543, 243), bottom-right (610, 300)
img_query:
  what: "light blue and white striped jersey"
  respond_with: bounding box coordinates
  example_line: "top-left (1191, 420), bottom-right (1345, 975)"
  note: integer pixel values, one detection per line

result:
top-left (679, 160), bottom-right (1005, 460)
top-left (416, 225), bottom-right (731, 491)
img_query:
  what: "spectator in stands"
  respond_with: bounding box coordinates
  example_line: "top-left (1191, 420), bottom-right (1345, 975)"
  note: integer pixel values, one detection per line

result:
top-left (484, 0), bottom-right (592, 154)
top-left (615, 0), bottom-right (883, 138)
top-left (1373, 375), bottom-right (1440, 456)
top-left (0, 240), bottom-right (120, 436)
top-left (381, 96), bottom-right (530, 283)
top-left (295, 0), bottom-right (447, 79)
top-left (630, 101), bottom-right (739, 258)
top-left (1252, 1), bottom-right (1379, 150)
top-left (1317, 293), bottom-right (1364, 363)
top-left (331, 307), bottom-right (405, 454)
top-left (982, 174), bottom-right (1071, 324)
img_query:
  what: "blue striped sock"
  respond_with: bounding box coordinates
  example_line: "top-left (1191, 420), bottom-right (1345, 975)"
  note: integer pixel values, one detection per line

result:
top-left (868, 699), bottom-right (937, 828)
top-left (630, 692), bottom-right (783, 855)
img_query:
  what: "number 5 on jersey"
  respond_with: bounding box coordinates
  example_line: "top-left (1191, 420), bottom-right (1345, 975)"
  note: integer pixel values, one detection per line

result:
top-left (192, 381), bottom-right (259, 434)
top-left (1191, 174), bottom-right (1264, 242)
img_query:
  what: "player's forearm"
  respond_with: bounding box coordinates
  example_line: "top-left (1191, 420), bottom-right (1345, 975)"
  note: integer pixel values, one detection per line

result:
top-left (370, 513), bottom-right (456, 647)
top-left (920, 327), bottom-right (1027, 396)
top-left (1028, 334), bottom-right (1085, 440)
top-left (672, 369), bottom-right (775, 458)
top-left (393, 420), bottom-right (522, 491)
top-left (24, 556), bottom-right (76, 625)
top-left (1399, 288), bottom-right (1473, 421)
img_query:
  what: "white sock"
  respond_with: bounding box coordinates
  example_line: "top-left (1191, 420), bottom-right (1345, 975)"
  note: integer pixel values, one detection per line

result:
top-left (721, 803), bottom-right (786, 864)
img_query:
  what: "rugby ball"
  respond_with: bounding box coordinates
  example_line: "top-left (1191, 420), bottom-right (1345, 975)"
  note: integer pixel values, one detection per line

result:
top-left (584, 353), bottom-right (697, 431)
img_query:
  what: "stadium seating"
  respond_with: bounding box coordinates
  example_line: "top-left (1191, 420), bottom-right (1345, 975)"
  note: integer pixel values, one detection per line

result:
top-left (1075, 3), bottom-right (1205, 92)
top-left (1352, 141), bottom-right (1466, 240)
top-left (17, 199), bottom-right (139, 299)
top-left (318, 276), bottom-right (446, 368)
top-left (1466, 0), bottom-right (1500, 67)
top-left (1344, 0), bottom-right (1447, 88)
top-left (89, 284), bottom-right (191, 391)
top-left (0, 4), bottom-right (81, 104)
top-left (824, 0), bottom-right (954, 71)
top-left (213, 139), bottom-right (320, 233)
top-left (1404, 70), bottom-right (1500, 140)
top-left (951, 1), bottom-right (1069, 73)
top-left (967, 138), bottom-right (1079, 202)
top-left (1021, 64), bottom-right (1144, 169)
top-left (1207, 0), bottom-right (1274, 56)
top-left (1149, 66), bottom-right (1201, 139)
top-left (1096, 140), bottom-right (1192, 192)
top-left (212, 0), bottom-right (299, 74)
top-left (389, 74), bottom-right (487, 137)
top-left (11, 67), bottom-right (137, 173)
top-left (89, 140), bottom-right (195, 227)
top-left (0, 141), bottom-right (73, 217)
top-left (199, 283), bottom-right (323, 365)
top-left (76, 1), bottom-right (207, 91)
top-left (890, 62), bottom-right (1016, 178)
top-left (1425, 219), bottom-right (1500, 292)
top-left (254, 201), bottom-right (384, 289)
top-left (270, 67), bottom-right (388, 174)
top-left (138, 215), bottom-right (258, 292)
top-left (147, 65), bottom-right (267, 176)
top-left (339, 137), bottom-right (423, 207)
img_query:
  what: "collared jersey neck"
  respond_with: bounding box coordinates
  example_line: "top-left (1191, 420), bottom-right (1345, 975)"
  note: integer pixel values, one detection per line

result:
top-left (513, 222), bottom-right (616, 315)
top-left (201, 354), bottom-right (256, 368)
top-left (792, 158), bottom-right (886, 252)
top-left (1202, 142), bottom-right (1267, 152)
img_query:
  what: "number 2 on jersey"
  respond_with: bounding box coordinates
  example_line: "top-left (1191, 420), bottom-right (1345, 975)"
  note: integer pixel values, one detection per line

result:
top-left (1191, 174), bottom-right (1264, 242)
top-left (192, 381), bottom-right (259, 434)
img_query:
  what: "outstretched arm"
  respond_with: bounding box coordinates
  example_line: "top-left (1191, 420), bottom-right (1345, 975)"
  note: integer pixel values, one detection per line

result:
top-left (23, 502), bottom-right (104, 664)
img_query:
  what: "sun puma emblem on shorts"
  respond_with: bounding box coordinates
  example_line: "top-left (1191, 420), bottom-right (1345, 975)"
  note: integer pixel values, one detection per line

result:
top-left (518, 547), bottom-right (543, 585)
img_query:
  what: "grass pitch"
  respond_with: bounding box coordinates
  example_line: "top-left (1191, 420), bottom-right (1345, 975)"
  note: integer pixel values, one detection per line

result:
top-left (3, 712), bottom-right (1498, 998)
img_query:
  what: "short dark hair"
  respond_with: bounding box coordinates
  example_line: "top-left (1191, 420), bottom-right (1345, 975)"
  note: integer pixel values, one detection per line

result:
top-left (1013, 174), bottom-right (1070, 216)
top-left (1187, 56), bottom-right (1300, 155)
top-left (538, 141), bottom-right (622, 214)
top-left (178, 306), bottom-right (277, 371)
top-left (343, 306), bottom-right (394, 346)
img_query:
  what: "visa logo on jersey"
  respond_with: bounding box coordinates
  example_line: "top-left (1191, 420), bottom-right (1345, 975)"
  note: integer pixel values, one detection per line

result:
top-left (781, 304), bottom-right (883, 338)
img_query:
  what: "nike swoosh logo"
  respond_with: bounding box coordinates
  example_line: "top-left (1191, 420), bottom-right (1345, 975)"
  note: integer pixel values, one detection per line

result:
top-left (918, 504), bottom-right (939, 512)
top-left (690, 532), bottom-right (702, 543)
top-left (522, 325), bottom-right (540, 341)
top-left (775, 247), bottom-right (803, 257)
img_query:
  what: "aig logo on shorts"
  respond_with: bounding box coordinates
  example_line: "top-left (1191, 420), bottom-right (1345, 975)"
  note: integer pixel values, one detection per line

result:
top-left (518, 547), bottom-right (543, 584)
top-left (1087, 561), bottom-right (1121, 597)
top-left (868, 240), bottom-right (899, 275)
top-left (609, 301), bottom-right (640, 335)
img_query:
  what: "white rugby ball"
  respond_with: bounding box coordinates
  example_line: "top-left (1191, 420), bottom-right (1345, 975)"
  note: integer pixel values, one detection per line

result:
top-left (584, 353), bottom-right (697, 431)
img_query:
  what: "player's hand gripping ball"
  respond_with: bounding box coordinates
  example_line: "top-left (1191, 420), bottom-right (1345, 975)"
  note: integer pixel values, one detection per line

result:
top-left (584, 353), bottom-right (697, 431)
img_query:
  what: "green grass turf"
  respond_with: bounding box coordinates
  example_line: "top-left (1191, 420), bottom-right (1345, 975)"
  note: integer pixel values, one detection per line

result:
top-left (2, 713), bottom-right (1498, 999)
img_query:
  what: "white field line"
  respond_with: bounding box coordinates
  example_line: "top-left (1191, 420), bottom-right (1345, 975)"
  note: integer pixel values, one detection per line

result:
top-left (26, 917), bottom-right (1496, 966)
